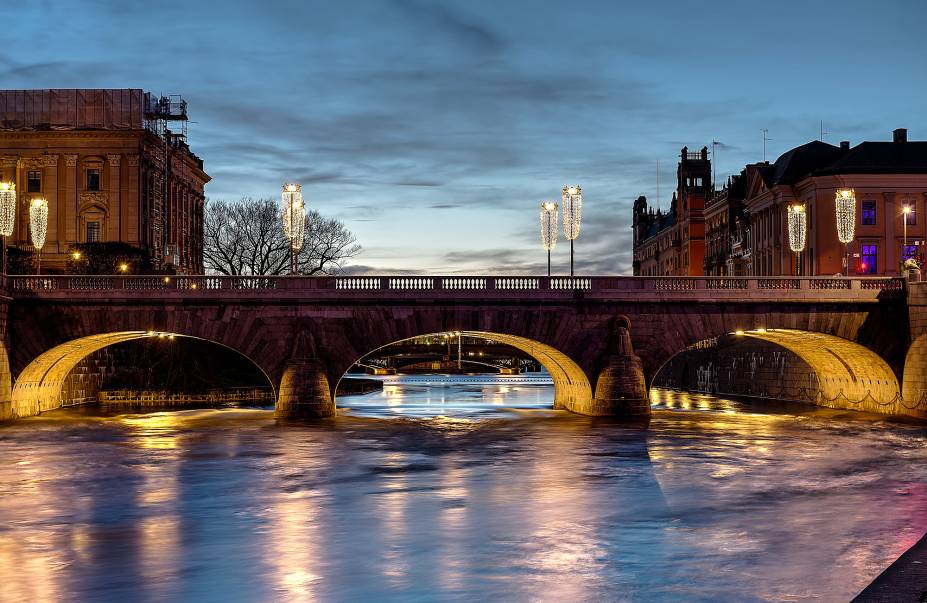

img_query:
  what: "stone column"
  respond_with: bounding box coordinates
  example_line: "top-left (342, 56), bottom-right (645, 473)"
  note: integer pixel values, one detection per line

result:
top-left (63, 155), bottom-right (78, 243)
top-left (107, 154), bottom-right (121, 242)
top-left (585, 325), bottom-right (650, 417)
top-left (42, 155), bottom-right (59, 253)
top-left (275, 331), bottom-right (335, 419)
top-left (126, 155), bottom-right (140, 244)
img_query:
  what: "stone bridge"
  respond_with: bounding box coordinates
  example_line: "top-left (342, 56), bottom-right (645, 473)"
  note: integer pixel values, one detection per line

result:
top-left (1, 274), bottom-right (923, 421)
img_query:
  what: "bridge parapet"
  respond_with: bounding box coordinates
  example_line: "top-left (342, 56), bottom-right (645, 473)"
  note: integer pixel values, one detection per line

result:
top-left (6, 275), bottom-right (905, 302)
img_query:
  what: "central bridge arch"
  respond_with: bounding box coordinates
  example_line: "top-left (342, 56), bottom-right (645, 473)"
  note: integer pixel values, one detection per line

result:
top-left (334, 331), bottom-right (593, 411)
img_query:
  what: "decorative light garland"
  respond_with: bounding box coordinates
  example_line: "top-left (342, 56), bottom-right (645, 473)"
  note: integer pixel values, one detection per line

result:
top-left (835, 188), bottom-right (856, 245)
top-left (561, 185), bottom-right (582, 240)
top-left (281, 183), bottom-right (306, 251)
top-left (29, 198), bottom-right (48, 250)
top-left (787, 204), bottom-right (807, 253)
top-left (540, 201), bottom-right (558, 251)
top-left (0, 182), bottom-right (15, 237)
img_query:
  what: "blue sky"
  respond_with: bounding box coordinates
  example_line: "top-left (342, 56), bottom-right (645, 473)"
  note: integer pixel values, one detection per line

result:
top-left (1, 0), bottom-right (924, 274)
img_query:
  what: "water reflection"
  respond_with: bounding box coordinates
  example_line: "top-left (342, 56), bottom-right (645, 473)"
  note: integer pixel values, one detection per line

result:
top-left (0, 383), bottom-right (924, 601)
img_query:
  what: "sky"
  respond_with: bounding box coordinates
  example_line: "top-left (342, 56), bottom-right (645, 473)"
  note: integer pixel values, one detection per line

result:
top-left (1, 0), bottom-right (925, 275)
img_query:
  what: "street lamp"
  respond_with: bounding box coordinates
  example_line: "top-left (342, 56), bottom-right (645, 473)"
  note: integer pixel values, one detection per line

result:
top-left (0, 182), bottom-right (15, 274)
top-left (539, 201), bottom-right (558, 277)
top-left (29, 197), bottom-right (48, 275)
top-left (787, 204), bottom-right (807, 275)
top-left (281, 182), bottom-right (306, 275)
top-left (561, 185), bottom-right (582, 277)
top-left (903, 204), bottom-right (912, 261)
top-left (835, 188), bottom-right (856, 276)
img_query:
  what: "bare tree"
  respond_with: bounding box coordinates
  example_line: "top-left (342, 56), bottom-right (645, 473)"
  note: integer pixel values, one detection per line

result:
top-left (203, 197), bottom-right (361, 276)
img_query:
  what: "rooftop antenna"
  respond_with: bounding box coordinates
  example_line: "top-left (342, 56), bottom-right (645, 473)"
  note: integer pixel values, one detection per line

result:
top-left (761, 129), bottom-right (771, 162)
top-left (819, 120), bottom-right (829, 142)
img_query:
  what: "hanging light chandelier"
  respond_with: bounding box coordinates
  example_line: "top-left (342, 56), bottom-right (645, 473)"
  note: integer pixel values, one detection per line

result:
top-left (835, 188), bottom-right (856, 245)
top-left (540, 201), bottom-right (558, 278)
top-left (0, 182), bottom-right (15, 237)
top-left (29, 197), bottom-right (48, 250)
top-left (540, 201), bottom-right (558, 251)
top-left (561, 185), bottom-right (582, 277)
top-left (787, 204), bottom-right (807, 253)
top-left (281, 183), bottom-right (306, 251)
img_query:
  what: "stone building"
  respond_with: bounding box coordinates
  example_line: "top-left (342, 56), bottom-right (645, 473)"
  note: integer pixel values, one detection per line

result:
top-left (632, 146), bottom-right (711, 276)
top-left (633, 128), bottom-right (927, 277)
top-left (0, 89), bottom-right (209, 274)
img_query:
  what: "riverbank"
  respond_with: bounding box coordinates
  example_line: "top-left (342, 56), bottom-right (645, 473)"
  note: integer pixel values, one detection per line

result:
top-left (854, 532), bottom-right (927, 601)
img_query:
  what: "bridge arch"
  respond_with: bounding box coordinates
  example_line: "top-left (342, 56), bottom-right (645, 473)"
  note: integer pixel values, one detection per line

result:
top-left (651, 328), bottom-right (904, 415)
top-left (10, 331), bottom-right (276, 419)
top-left (333, 331), bottom-right (593, 411)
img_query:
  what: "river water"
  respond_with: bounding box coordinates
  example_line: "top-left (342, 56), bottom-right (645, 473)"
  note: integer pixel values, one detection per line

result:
top-left (1, 378), bottom-right (926, 602)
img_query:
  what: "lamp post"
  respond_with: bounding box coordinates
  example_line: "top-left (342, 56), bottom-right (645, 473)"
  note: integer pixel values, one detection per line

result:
top-left (281, 183), bottom-right (306, 275)
top-left (787, 204), bottom-right (807, 275)
top-left (539, 201), bottom-right (558, 277)
top-left (0, 182), bottom-right (15, 274)
top-left (835, 188), bottom-right (856, 276)
top-left (29, 198), bottom-right (48, 275)
top-left (903, 204), bottom-right (912, 261)
top-left (455, 331), bottom-right (461, 371)
top-left (561, 185), bottom-right (582, 277)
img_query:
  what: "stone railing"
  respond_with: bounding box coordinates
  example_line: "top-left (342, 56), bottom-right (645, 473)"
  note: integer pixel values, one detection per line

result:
top-left (6, 275), bottom-right (905, 298)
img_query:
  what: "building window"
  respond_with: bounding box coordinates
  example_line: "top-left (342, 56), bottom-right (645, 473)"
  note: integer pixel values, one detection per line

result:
top-left (27, 171), bottom-right (41, 192)
top-left (87, 169), bottom-right (101, 191)
top-left (86, 221), bottom-right (101, 243)
top-left (903, 244), bottom-right (917, 261)
top-left (860, 243), bottom-right (877, 274)
top-left (861, 200), bottom-right (876, 225)
top-left (904, 203), bottom-right (917, 225)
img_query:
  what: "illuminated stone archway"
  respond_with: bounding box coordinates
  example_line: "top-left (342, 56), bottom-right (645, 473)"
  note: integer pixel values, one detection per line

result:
top-left (10, 331), bottom-right (275, 419)
top-left (655, 328), bottom-right (904, 416)
top-left (334, 330), bottom-right (593, 412)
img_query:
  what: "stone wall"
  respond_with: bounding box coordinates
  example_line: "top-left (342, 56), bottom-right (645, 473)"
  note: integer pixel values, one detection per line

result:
top-left (654, 335), bottom-right (819, 401)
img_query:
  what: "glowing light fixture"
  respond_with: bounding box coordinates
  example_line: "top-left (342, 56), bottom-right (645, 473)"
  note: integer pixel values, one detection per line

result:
top-left (0, 182), bottom-right (15, 274)
top-left (118, 263), bottom-right (129, 273)
top-left (734, 330), bottom-right (744, 336)
top-left (835, 188), bottom-right (856, 275)
top-left (787, 205), bottom-right (807, 253)
top-left (281, 182), bottom-right (306, 274)
top-left (29, 198), bottom-right (48, 274)
top-left (72, 251), bottom-right (82, 260)
top-left (0, 182), bottom-right (15, 238)
top-left (539, 201), bottom-right (558, 277)
top-left (561, 185), bottom-right (583, 276)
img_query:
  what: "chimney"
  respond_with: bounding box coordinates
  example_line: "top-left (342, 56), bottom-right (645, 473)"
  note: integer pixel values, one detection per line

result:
top-left (840, 140), bottom-right (850, 151)
top-left (894, 128), bottom-right (907, 143)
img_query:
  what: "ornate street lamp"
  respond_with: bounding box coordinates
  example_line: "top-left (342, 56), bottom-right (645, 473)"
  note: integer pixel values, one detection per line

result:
top-left (539, 201), bottom-right (558, 277)
top-left (0, 182), bottom-right (15, 274)
top-left (787, 204), bottom-right (807, 275)
top-left (29, 197), bottom-right (48, 275)
top-left (561, 185), bottom-right (582, 277)
top-left (835, 188), bottom-right (856, 276)
top-left (903, 204), bottom-right (912, 261)
top-left (281, 183), bottom-right (306, 275)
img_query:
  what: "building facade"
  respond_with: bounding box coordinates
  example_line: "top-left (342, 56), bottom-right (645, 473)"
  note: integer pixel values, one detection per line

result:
top-left (0, 89), bottom-right (209, 274)
top-left (633, 129), bottom-right (927, 277)
top-left (632, 146), bottom-right (710, 276)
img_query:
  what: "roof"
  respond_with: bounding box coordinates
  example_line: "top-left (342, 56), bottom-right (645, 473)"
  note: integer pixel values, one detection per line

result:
top-left (814, 141), bottom-right (927, 175)
top-left (0, 89), bottom-right (145, 131)
top-left (769, 140), bottom-right (844, 185)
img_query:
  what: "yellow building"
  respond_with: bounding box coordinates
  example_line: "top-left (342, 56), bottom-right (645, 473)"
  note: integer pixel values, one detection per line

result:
top-left (0, 89), bottom-right (209, 274)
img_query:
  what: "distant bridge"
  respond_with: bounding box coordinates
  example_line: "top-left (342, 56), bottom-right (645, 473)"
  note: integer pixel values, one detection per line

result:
top-left (3, 274), bottom-right (925, 421)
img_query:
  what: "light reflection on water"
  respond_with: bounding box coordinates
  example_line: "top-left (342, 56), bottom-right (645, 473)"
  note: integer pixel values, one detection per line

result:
top-left (0, 383), bottom-right (924, 601)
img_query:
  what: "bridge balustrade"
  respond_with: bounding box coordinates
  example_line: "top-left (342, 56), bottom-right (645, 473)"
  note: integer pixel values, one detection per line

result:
top-left (5, 275), bottom-right (906, 297)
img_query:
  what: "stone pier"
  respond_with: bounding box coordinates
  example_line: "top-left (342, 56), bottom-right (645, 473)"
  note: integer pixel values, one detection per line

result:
top-left (275, 332), bottom-right (334, 419)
